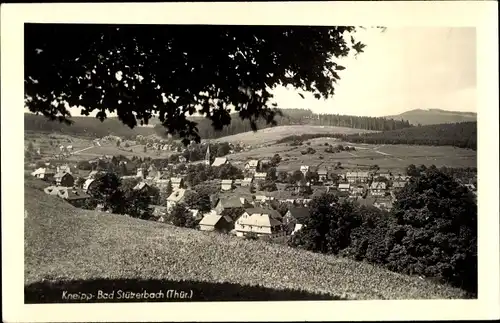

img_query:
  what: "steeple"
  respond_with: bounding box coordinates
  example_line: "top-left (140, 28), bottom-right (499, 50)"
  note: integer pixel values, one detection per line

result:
top-left (205, 145), bottom-right (211, 166)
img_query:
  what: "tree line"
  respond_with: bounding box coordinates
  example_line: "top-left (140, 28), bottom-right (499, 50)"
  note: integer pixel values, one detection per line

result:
top-left (343, 122), bottom-right (477, 150)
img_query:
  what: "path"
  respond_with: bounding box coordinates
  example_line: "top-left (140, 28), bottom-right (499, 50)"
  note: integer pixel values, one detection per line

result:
top-left (73, 146), bottom-right (95, 154)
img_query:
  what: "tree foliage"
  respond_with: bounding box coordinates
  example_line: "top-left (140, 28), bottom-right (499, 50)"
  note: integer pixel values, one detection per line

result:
top-left (25, 24), bottom-right (367, 144)
top-left (289, 193), bottom-right (360, 254)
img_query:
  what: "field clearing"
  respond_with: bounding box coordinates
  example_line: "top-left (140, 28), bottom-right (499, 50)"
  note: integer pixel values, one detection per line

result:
top-left (24, 177), bottom-right (468, 301)
top-left (214, 125), bottom-right (377, 145)
top-left (227, 141), bottom-right (476, 173)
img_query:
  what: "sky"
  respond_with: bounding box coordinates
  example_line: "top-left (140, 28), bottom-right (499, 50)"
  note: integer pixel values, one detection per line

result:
top-left (53, 26), bottom-right (477, 118)
top-left (271, 27), bottom-right (477, 117)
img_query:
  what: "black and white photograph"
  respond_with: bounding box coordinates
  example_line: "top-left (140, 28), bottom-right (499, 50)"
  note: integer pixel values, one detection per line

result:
top-left (2, 1), bottom-right (499, 322)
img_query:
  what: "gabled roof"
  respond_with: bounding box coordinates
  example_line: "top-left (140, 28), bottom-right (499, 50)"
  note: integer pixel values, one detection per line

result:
top-left (54, 172), bottom-right (72, 180)
top-left (246, 160), bottom-right (259, 167)
top-left (212, 157), bottom-right (228, 167)
top-left (287, 207), bottom-right (310, 222)
top-left (63, 189), bottom-right (91, 201)
top-left (221, 179), bottom-right (233, 184)
top-left (167, 188), bottom-right (186, 202)
top-left (199, 214), bottom-right (223, 226)
top-left (370, 182), bottom-right (387, 190)
top-left (244, 207), bottom-right (281, 220)
top-left (83, 179), bottom-right (96, 191)
top-left (133, 182), bottom-right (150, 191)
top-left (237, 211), bottom-right (282, 227)
top-left (219, 196), bottom-right (244, 209)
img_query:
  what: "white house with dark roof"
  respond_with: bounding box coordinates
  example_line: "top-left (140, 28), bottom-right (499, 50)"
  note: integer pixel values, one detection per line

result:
top-left (392, 181), bottom-right (407, 191)
top-left (234, 207), bottom-right (285, 238)
top-left (244, 160), bottom-right (260, 173)
top-left (370, 181), bottom-right (387, 196)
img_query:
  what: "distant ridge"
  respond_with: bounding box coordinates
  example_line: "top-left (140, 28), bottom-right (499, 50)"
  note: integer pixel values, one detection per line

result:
top-left (386, 109), bottom-right (477, 126)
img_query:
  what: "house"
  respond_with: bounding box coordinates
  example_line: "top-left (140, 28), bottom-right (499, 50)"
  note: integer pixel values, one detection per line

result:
top-left (220, 179), bottom-right (233, 191)
top-left (244, 160), bottom-right (260, 173)
top-left (178, 156), bottom-right (187, 163)
top-left (56, 164), bottom-right (71, 174)
top-left (241, 177), bottom-right (254, 187)
top-left (58, 188), bottom-right (90, 207)
top-left (254, 194), bottom-right (274, 203)
top-left (349, 185), bottom-right (365, 197)
top-left (54, 172), bottom-right (75, 187)
top-left (318, 168), bottom-right (328, 182)
top-left (166, 188), bottom-right (186, 211)
top-left (374, 199), bottom-right (393, 211)
top-left (199, 214), bottom-right (234, 233)
top-left (346, 171), bottom-right (370, 183)
top-left (338, 183), bottom-right (350, 192)
top-left (133, 182), bottom-right (153, 194)
top-left (234, 208), bottom-right (285, 238)
top-left (214, 197), bottom-right (247, 214)
top-left (392, 181), bottom-right (407, 191)
top-left (253, 172), bottom-right (267, 181)
top-left (136, 168), bottom-right (145, 178)
top-left (370, 181), bottom-right (387, 197)
top-left (283, 207), bottom-right (310, 234)
top-left (233, 179), bottom-right (242, 186)
top-left (377, 173), bottom-right (392, 180)
top-left (393, 175), bottom-right (410, 182)
top-left (32, 168), bottom-right (55, 181)
top-left (170, 177), bottom-right (184, 189)
top-left (211, 157), bottom-right (228, 167)
top-left (83, 178), bottom-right (99, 193)
top-left (300, 165), bottom-right (310, 175)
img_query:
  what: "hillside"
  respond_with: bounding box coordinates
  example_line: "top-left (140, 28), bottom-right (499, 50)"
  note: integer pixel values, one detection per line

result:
top-left (24, 177), bottom-right (469, 302)
top-left (386, 109), bottom-right (477, 126)
top-left (212, 125), bottom-right (377, 145)
top-left (24, 113), bottom-right (157, 139)
top-left (344, 122), bottom-right (477, 150)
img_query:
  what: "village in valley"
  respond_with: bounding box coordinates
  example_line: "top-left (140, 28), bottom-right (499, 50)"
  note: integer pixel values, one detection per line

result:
top-left (26, 130), bottom-right (478, 242)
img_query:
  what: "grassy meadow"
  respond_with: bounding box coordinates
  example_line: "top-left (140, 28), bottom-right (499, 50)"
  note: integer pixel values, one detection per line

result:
top-left (24, 176), bottom-right (470, 302)
top-left (212, 125), bottom-right (377, 145)
top-left (226, 137), bottom-right (477, 173)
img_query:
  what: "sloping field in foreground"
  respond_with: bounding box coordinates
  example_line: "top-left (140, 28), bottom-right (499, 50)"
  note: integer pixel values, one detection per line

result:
top-left (24, 178), bottom-right (468, 302)
top-left (212, 125), bottom-right (377, 145)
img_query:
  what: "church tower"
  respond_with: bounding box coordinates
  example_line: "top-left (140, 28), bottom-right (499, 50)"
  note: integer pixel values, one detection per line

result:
top-left (205, 145), bottom-right (211, 166)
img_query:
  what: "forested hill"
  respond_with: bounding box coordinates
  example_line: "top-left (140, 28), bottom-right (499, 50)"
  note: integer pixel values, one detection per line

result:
top-left (25, 109), bottom-right (412, 140)
top-left (343, 121), bottom-right (477, 150)
top-left (385, 109), bottom-right (477, 126)
top-left (24, 113), bottom-right (157, 139)
top-left (154, 109), bottom-right (413, 139)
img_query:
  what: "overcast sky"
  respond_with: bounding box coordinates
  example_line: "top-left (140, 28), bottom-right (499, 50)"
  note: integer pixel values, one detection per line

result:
top-left (55, 26), bottom-right (477, 118)
top-left (272, 27), bottom-right (477, 117)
